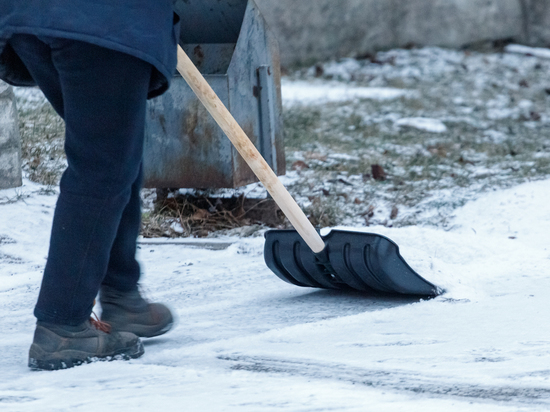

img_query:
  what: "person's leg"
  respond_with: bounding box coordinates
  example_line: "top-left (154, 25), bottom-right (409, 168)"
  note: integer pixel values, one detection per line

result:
top-left (100, 165), bottom-right (174, 339)
top-left (9, 34), bottom-right (148, 369)
top-left (101, 166), bottom-right (143, 292)
top-left (7, 35), bottom-right (64, 117)
top-left (10, 35), bottom-right (152, 325)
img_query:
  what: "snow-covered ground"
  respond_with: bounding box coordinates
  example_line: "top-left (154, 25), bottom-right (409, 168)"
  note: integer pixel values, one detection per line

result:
top-left (281, 81), bottom-right (414, 105)
top-left (3, 44), bottom-right (550, 410)
top-left (280, 45), bottom-right (550, 230)
top-left (1, 176), bottom-right (550, 411)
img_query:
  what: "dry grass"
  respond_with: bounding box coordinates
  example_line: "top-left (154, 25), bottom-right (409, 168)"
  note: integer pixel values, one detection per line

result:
top-left (141, 192), bottom-right (286, 238)
top-left (17, 101), bottom-right (66, 186)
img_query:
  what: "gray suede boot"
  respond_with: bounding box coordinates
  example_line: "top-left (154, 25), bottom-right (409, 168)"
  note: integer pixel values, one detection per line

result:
top-left (28, 320), bottom-right (144, 370)
top-left (99, 285), bottom-right (174, 338)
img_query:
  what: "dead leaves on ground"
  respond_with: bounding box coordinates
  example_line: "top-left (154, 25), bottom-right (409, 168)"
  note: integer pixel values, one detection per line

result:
top-left (142, 192), bottom-right (286, 238)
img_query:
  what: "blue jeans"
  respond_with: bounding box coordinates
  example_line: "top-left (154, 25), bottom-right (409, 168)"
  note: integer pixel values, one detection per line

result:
top-left (9, 34), bottom-right (153, 325)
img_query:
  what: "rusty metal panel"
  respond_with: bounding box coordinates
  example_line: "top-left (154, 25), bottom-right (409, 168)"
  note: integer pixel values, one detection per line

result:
top-left (144, 75), bottom-right (234, 188)
top-left (143, 0), bottom-right (285, 189)
top-left (227, 0), bottom-right (285, 186)
top-left (257, 65), bottom-right (278, 174)
top-left (181, 44), bottom-right (236, 75)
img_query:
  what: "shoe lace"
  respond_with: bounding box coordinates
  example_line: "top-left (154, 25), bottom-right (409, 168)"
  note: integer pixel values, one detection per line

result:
top-left (90, 311), bottom-right (111, 334)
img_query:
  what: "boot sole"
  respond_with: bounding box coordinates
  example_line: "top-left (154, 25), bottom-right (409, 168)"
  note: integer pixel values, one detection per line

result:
top-left (104, 316), bottom-right (174, 338)
top-left (109, 320), bottom-right (174, 338)
top-left (28, 340), bottom-right (144, 371)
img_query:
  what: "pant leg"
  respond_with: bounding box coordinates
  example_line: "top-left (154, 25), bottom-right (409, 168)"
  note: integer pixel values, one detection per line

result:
top-left (10, 35), bottom-right (152, 325)
top-left (7, 35), bottom-right (64, 117)
top-left (10, 33), bottom-right (146, 295)
top-left (101, 166), bottom-right (143, 293)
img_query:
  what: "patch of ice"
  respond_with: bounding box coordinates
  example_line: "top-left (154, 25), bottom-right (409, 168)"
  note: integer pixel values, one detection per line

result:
top-left (282, 80), bottom-right (410, 106)
top-left (505, 44), bottom-right (550, 60)
top-left (395, 117), bottom-right (447, 133)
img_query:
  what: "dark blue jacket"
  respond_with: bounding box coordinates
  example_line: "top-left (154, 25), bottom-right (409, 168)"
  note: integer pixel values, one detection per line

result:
top-left (0, 0), bottom-right (179, 98)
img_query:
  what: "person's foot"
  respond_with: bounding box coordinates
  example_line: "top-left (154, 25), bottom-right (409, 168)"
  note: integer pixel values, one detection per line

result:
top-left (28, 320), bottom-right (144, 371)
top-left (99, 285), bottom-right (174, 338)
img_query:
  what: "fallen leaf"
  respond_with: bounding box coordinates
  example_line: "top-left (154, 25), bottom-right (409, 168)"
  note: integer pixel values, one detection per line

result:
top-left (371, 164), bottom-right (386, 181)
top-left (314, 64), bottom-right (324, 77)
top-left (191, 209), bottom-right (210, 221)
top-left (291, 160), bottom-right (309, 171)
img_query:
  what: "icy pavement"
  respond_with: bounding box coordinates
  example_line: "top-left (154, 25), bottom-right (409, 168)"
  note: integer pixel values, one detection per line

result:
top-left (0, 177), bottom-right (550, 411)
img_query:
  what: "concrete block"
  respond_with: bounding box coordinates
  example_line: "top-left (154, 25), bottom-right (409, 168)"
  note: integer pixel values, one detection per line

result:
top-left (396, 0), bottom-right (524, 48)
top-left (254, 0), bottom-right (525, 67)
top-left (521, 0), bottom-right (550, 46)
top-left (255, 0), bottom-right (395, 67)
top-left (0, 81), bottom-right (22, 189)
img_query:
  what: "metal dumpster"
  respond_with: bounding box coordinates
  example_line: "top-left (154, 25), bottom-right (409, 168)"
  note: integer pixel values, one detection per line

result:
top-left (143, 0), bottom-right (285, 189)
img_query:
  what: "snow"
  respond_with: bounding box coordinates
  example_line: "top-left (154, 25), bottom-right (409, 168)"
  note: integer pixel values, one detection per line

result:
top-left (505, 44), bottom-right (550, 60)
top-left (282, 80), bottom-right (411, 106)
top-left (394, 117), bottom-right (448, 133)
top-left (1, 177), bottom-right (550, 410)
top-left (12, 87), bottom-right (48, 111)
top-left (280, 45), bottom-right (550, 230)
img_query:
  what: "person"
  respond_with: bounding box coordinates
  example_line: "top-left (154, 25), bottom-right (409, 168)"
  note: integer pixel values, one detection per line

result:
top-left (0, 1), bottom-right (180, 370)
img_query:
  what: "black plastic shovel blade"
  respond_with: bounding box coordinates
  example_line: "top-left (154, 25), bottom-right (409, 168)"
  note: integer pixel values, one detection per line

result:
top-left (264, 229), bottom-right (440, 296)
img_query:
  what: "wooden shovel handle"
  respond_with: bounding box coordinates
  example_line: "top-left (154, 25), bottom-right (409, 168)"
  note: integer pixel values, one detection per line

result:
top-left (176, 46), bottom-right (325, 253)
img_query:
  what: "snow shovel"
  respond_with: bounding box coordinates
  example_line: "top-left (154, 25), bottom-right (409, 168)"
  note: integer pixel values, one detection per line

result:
top-left (176, 46), bottom-right (439, 296)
